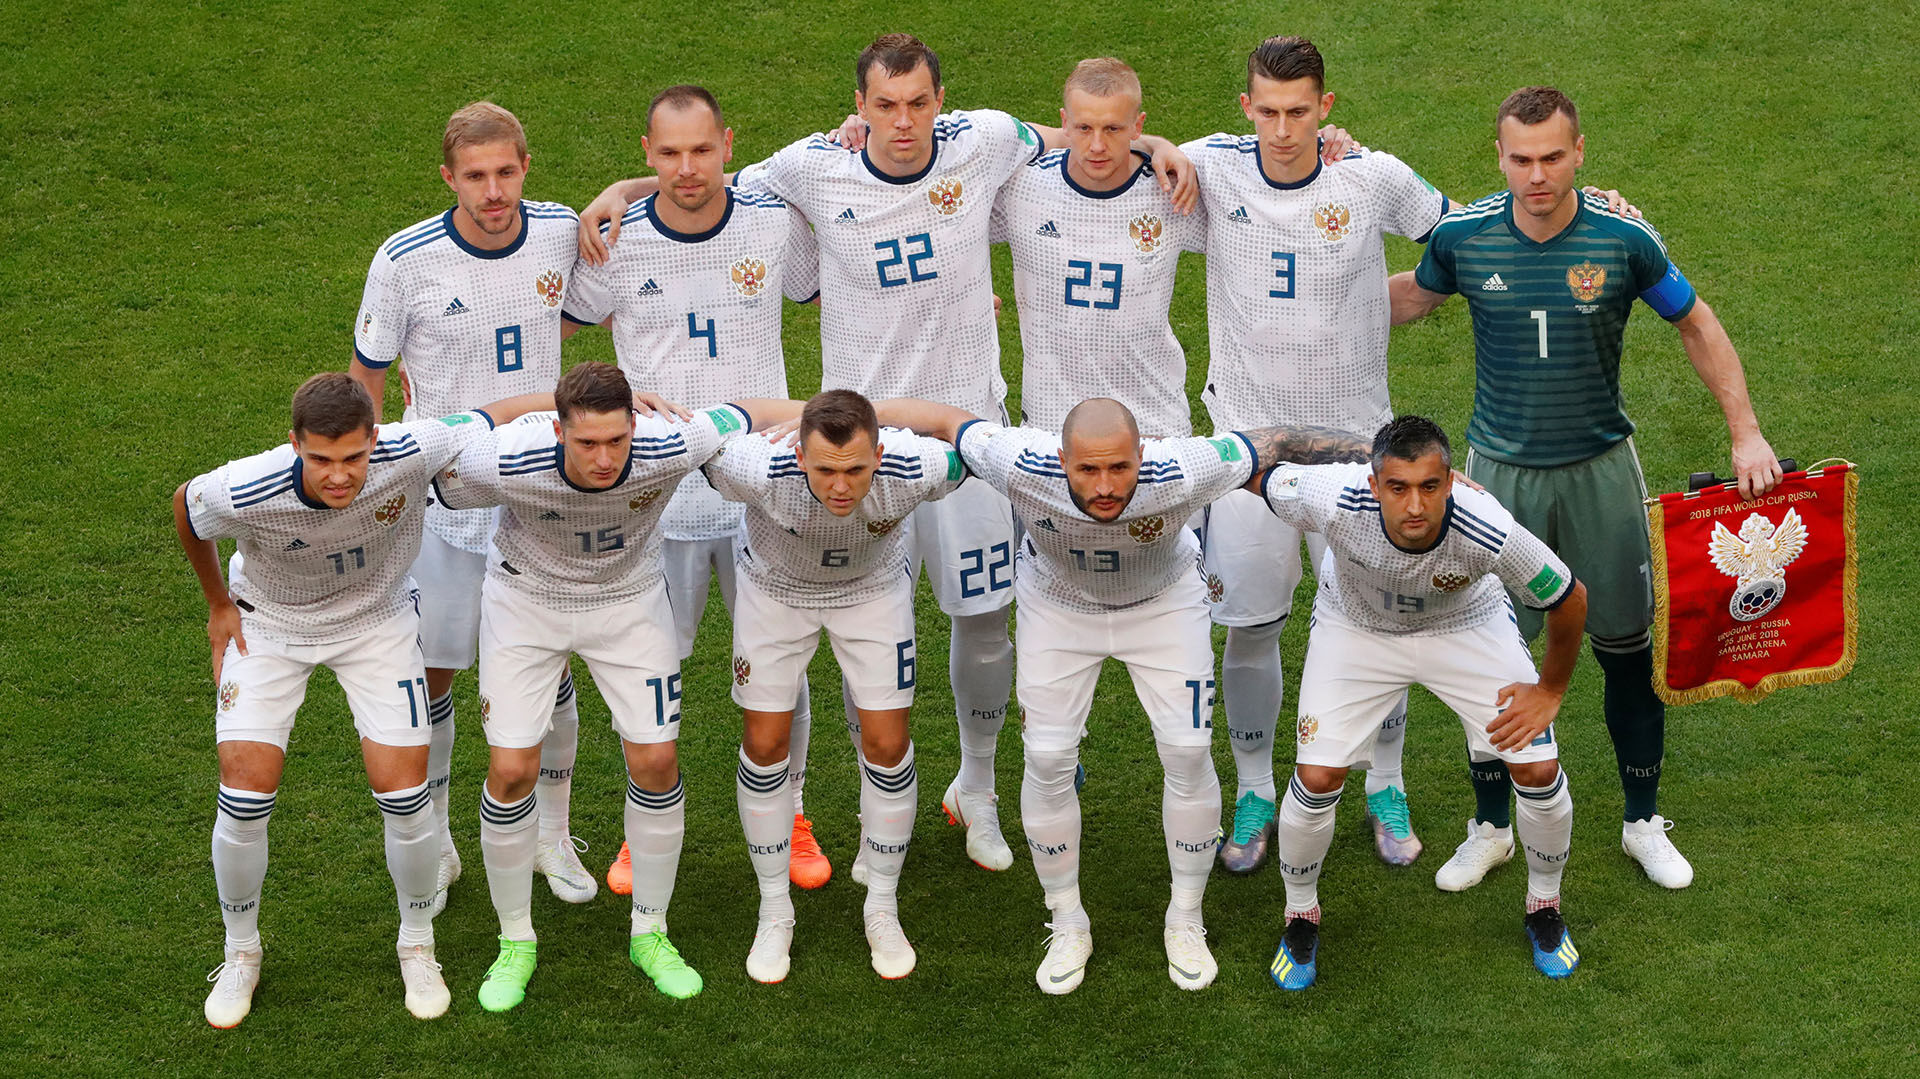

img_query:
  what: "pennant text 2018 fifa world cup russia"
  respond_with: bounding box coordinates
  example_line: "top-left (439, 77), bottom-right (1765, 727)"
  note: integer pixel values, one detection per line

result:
top-left (1647, 463), bottom-right (1859, 704)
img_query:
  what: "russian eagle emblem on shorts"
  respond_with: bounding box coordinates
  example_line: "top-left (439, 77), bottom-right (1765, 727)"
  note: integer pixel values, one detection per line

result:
top-left (1566, 261), bottom-right (1606, 302)
top-left (928, 178), bottom-right (964, 215)
top-left (1709, 508), bottom-right (1809, 622)
top-left (1312, 202), bottom-right (1352, 242)
top-left (374, 493), bottom-right (407, 525)
top-left (1128, 213), bottom-right (1164, 254)
top-left (1206, 573), bottom-right (1225, 603)
top-left (629, 488), bottom-right (663, 512)
top-left (535, 269), bottom-right (564, 307)
top-left (1431, 571), bottom-right (1470, 593)
top-left (219, 681), bottom-right (239, 712)
top-left (731, 257), bottom-right (769, 297)
top-left (866, 518), bottom-right (900, 537)
top-left (733, 656), bottom-right (751, 686)
top-left (1297, 715), bottom-right (1319, 745)
top-left (1126, 515), bottom-right (1167, 544)
top-left (479, 695), bottom-right (492, 721)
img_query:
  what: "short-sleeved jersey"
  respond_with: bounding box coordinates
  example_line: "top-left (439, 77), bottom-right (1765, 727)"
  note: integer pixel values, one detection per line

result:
top-left (1414, 191), bottom-right (1696, 467)
top-left (184, 412), bottom-right (494, 645)
top-left (956, 422), bottom-right (1258, 612)
top-left (1183, 139), bottom-right (1448, 435)
top-left (990, 151), bottom-right (1206, 437)
top-left (741, 109), bottom-right (1042, 416)
top-left (352, 200), bottom-right (581, 553)
top-left (433, 406), bottom-right (750, 611)
top-left (704, 429), bottom-right (965, 608)
top-left (1259, 461), bottom-right (1576, 635)
top-left (563, 189), bottom-right (817, 541)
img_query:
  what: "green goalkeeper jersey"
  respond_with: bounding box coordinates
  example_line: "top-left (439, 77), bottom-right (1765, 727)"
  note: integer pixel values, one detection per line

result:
top-left (1414, 190), bottom-right (1698, 467)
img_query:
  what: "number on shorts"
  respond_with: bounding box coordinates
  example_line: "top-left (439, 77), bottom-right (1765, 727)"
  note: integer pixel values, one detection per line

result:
top-left (1185, 678), bottom-right (1216, 729)
top-left (959, 541), bottom-right (1013, 598)
top-left (645, 673), bottom-right (683, 726)
top-left (397, 676), bottom-right (428, 727)
top-left (896, 640), bottom-right (916, 691)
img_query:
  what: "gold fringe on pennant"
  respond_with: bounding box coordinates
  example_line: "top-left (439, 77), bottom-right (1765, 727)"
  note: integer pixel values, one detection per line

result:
top-left (1648, 465), bottom-right (1859, 705)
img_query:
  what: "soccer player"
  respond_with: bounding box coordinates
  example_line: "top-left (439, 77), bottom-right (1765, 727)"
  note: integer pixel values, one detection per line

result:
top-left (562, 85), bottom-right (833, 893)
top-left (177, 373), bottom-right (546, 1026)
top-left (1181, 38), bottom-right (1459, 873)
top-left (703, 390), bottom-right (968, 982)
top-left (1393, 86), bottom-right (1781, 890)
top-left (579, 33), bottom-right (1198, 874)
top-left (1260, 417), bottom-right (1589, 986)
top-left (347, 101), bottom-right (595, 909)
top-left (431, 362), bottom-right (798, 1008)
top-left (885, 395), bottom-right (1373, 994)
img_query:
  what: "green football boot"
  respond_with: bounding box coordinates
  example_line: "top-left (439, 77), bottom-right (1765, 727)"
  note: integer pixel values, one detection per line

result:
top-left (477, 936), bottom-right (537, 1013)
top-left (631, 931), bottom-right (704, 999)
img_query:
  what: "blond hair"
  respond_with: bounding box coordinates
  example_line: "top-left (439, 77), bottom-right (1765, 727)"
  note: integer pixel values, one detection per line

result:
top-left (442, 101), bottom-right (527, 168)
top-left (1064, 57), bottom-right (1142, 109)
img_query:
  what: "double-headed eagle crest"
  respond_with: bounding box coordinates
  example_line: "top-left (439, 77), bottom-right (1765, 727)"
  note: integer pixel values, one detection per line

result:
top-left (1128, 213), bottom-right (1164, 254)
top-left (1707, 509), bottom-right (1809, 621)
top-left (731, 257), bottom-right (768, 297)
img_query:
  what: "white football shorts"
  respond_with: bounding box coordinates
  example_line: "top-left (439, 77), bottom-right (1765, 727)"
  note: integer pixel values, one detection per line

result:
top-left (663, 534), bottom-right (739, 660)
top-left (214, 601), bottom-right (431, 750)
top-left (1200, 487), bottom-right (1326, 627)
top-left (1014, 566), bottom-right (1216, 753)
top-left (731, 563), bottom-right (916, 713)
top-left (1294, 600), bottom-right (1558, 769)
top-left (911, 479), bottom-right (1015, 617)
top-left (478, 577), bottom-right (682, 748)
top-left (410, 528), bottom-right (486, 670)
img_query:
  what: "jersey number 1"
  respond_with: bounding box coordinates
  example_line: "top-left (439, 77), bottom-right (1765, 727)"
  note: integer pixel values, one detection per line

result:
top-left (1530, 310), bottom-right (1548, 358)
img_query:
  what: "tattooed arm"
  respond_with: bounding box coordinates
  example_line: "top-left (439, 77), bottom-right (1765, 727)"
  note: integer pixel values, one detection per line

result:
top-left (1238, 424), bottom-right (1370, 492)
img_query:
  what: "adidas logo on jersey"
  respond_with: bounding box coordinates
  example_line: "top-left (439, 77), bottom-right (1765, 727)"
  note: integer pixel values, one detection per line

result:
top-left (1228, 206), bottom-right (1251, 224)
top-left (1030, 517), bottom-right (1059, 533)
top-left (539, 510), bottom-right (564, 521)
top-left (635, 279), bottom-right (663, 297)
top-left (284, 538), bottom-right (309, 551)
top-left (835, 208), bottom-right (858, 224)
top-left (442, 297), bottom-right (470, 316)
top-left (1482, 274), bottom-right (1509, 292)
top-left (1036, 220), bottom-right (1061, 238)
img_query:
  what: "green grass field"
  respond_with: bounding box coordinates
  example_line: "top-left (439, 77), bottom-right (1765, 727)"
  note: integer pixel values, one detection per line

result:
top-left (4, 2), bottom-right (1916, 1075)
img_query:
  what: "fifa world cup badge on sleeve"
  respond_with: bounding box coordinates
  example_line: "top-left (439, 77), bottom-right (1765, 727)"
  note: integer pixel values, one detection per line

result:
top-left (1647, 462), bottom-right (1859, 704)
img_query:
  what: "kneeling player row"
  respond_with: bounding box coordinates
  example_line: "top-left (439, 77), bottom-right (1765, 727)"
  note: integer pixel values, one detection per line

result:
top-left (179, 365), bottom-right (1590, 1024)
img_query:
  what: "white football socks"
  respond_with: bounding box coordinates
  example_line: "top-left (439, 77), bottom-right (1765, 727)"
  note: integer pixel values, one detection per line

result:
top-left (426, 694), bottom-right (455, 837)
top-left (1021, 744), bottom-right (1086, 927)
top-left (1223, 619), bottom-right (1285, 801)
top-left (736, 751), bottom-right (794, 922)
top-left (373, 781), bottom-right (437, 947)
top-left (212, 785), bottom-right (274, 951)
top-left (479, 786), bottom-right (538, 941)
top-left (1364, 694), bottom-right (1411, 797)
top-left (536, 674), bottom-right (578, 845)
top-left (951, 610), bottom-right (1012, 793)
top-left (788, 678), bottom-right (813, 816)
top-left (1514, 769), bottom-right (1574, 905)
top-left (1157, 741), bottom-right (1219, 924)
top-left (859, 744), bottom-right (917, 917)
top-left (1276, 773), bottom-right (1342, 917)
top-left (624, 774), bottom-right (685, 936)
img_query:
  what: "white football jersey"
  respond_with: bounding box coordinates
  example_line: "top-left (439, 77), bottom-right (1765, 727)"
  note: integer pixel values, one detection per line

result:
top-left (1183, 139), bottom-right (1447, 435)
top-left (185, 412), bottom-right (493, 645)
top-left (353, 200), bottom-right (581, 553)
top-left (565, 189), bottom-right (817, 541)
top-left (740, 109), bottom-right (1041, 415)
top-left (1259, 462), bottom-right (1575, 635)
top-left (991, 150), bottom-right (1205, 437)
top-left (433, 406), bottom-right (749, 611)
top-left (955, 422), bottom-right (1257, 612)
top-left (704, 429), bottom-right (965, 608)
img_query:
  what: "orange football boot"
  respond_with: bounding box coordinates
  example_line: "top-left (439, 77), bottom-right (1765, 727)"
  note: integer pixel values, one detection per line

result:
top-left (606, 841), bottom-right (633, 896)
top-left (789, 815), bottom-right (832, 889)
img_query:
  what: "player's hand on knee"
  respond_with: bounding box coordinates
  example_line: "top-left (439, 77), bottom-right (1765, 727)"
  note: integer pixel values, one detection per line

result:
top-left (632, 392), bottom-right (692, 421)
top-left (578, 183), bottom-right (630, 266)
top-left (828, 114), bottom-right (868, 151)
top-left (1317, 125), bottom-right (1359, 163)
top-left (1582, 185), bottom-right (1641, 219)
top-left (209, 600), bottom-right (247, 681)
top-left (1731, 433), bottom-right (1784, 500)
top-left (1489, 682), bottom-right (1562, 752)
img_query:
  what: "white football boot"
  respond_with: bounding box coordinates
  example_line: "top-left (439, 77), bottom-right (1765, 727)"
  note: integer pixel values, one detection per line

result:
top-left (204, 948), bottom-right (262, 1029)
top-left (1163, 922), bottom-right (1218, 991)
top-left (1434, 818), bottom-right (1515, 892)
top-left (398, 942), bottom-right (450, 1019)
top-left (864, 911), bottom-right (917, 980)
top-left (534, 835), bottom-right (598, 903)
top-left (942, 777), bottom-right (1014, 871)
top-left (1036, 922), bottom-right (1093, 995)
top-left (746, 914), bottom-right (796, 984)
top-left (1622, 815), bottom-right (1695, 888)
top-left (429, 839), bottom-right (462, 916)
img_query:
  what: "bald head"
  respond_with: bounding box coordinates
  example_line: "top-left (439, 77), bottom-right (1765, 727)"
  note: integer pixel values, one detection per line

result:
top-left (1061, 398), bottom-right (1139, 449)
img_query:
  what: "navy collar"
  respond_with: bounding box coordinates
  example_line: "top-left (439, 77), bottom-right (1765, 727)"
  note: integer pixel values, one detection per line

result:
top-left (862, 140), bottom-right (939, 186)
top-left (289, 458), bottom-right (332, 510)
top-left (1255, 138), bottom-right (1323, 191)
top-left (442, 201), bottom-right (530, 259)
top-left (643, 189), bottom-right (734, 244)
top-left (1378, 496), bottom-right (1455, 554)
top-left (1061, 151), bottom-right (1149, 199)
top-left (558, 443), bottom-right (632, 493)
